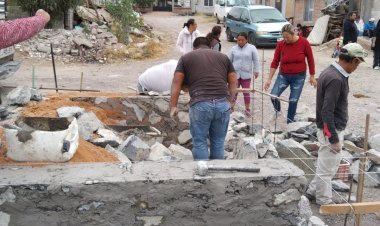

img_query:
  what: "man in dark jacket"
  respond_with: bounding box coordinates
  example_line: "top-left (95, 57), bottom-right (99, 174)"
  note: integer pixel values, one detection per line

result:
top-left (306, 43), bottom-right (367, 205)
top-left (343, 12), bottom-right (358, 45)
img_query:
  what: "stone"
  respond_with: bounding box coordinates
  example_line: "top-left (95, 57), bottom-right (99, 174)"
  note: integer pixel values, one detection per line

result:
top-left (105, 144), bottom-right (132, 165)
top-left (256, 143), bottom-right (268, 158)
top-left (294, 105), bottom-right (315, 122)
top-left (290, 132), bottom-right (310, 142)
top-left (331, 180), bottom-right (350, 192)
top-left (36, 44), bottom-right (50, 53)
top-left (98, 8), bottom-right (113, 22)
top-left (0, 187), bottom-right (16, 205)
top-left (57, 106), bottom-right (86, 118)
top-left (30, 88), bottom-right (43, 101)
top-left (343, 140), bottom-right (358, 154)
top-left (231, 112), bottom-right (245, 123)
top-left (232, 122), bottom-right (248, 133)
top-left (369, 134), bottom-right (380, 151)
top-left (298, 196), bottom-right (312, 220)
top-left (168, 144), bottom-right (192, 160)
top-left (78, 201), bottom-right (104, 212)
top-left (73, 37), bottom-right (93, 48)
top-left (148, 111), bottom-right (162, 125)
top-left (122, 101), bottom-right (146, 122)
top-left (273, 188), bottom-right (301, 206)
top-left (136, 216), bottom-right (164, 226)
top-left (301, 141), bottom-right (320, 154)
top-left (351, 160), bottom-right (380, 187)
top-left (154, 99), bottom-right (169, 112)
top-left (248, 124), bottom-right (264, 135)
top-left (77, 112), bottom-right (104, 140)
top-left (276, 139), bottom-right (315, 181)
top-left (233, 137), bottom-right (259, 160)
top-left (6, 86), bottom-right (32, 105)
top-left (368, 149), bottom-right (380, 165)
top-left (96, 32), bottom-right (114, 39)
top-left (308, 216), bottom-right (327, 226)
top-left (225, 136), bottom-right (239, 153)
top-left (70, 49), bottom-right (79, 56)
top-left (287, 122), bottom-right (312, 133)
top-left (130, 27), bottom-right (145, 37)
top-left (263, 144), bottom-right (279, 159)
top-left (119, 135), bottom-right (150, 161)
top-left (177, 112), bottom-right (189, 123)
top-left (178, 130), bottom-right (192, 145)
top-left (0, 106), bottom-right (9, 118)
top-left (136, 42), bottom-right (148, 48)
top-left (91, 128), bottom-right (122, 148)
top-left (148, 142), bottom-right (173, 161)
top-left (0, 211), bottom-right (10, 226)
top-left (340, 150), bottom-right (354, 164)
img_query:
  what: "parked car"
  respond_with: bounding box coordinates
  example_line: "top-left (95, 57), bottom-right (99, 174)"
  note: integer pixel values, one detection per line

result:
top-left (225, 5), bottom-right (289, 47)
top-left (214, 0), bottom-right (250, 24)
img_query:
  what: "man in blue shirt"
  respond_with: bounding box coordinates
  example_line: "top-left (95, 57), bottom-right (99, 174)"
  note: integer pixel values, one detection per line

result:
top-left (364, 18), bottom-right (376, 38)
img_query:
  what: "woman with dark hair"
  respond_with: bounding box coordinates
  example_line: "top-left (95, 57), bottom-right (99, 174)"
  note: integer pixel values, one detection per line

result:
top-left (264, 24), bottom-right (316, 124)
top-left (228, 32), bottom-right (260, 116)
top-left (372, 19), bottom-right (380, 70)
top-left (206, 25), bottom-right (222, 51)
top-left (176, 18), bottom-right (201, 55)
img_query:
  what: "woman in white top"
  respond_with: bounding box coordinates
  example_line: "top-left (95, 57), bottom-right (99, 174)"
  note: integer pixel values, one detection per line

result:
top-left (176, 19), bottom-right (201, 55)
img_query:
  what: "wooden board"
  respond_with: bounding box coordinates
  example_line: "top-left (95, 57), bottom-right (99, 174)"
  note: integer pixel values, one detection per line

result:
top-left (320, 202), bottom-right (380, 215)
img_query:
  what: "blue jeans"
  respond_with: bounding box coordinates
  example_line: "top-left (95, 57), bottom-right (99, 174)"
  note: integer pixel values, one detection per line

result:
top-left (270, 72), bottom-right (306, 123)
top-left (189, 98), bottom-right (231, 160)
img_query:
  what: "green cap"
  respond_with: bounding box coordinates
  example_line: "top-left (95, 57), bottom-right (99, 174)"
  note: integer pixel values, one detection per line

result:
top-left (341, 43), bottom-right (368, 62)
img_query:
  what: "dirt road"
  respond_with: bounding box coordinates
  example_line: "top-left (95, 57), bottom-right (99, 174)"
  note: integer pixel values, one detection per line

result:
top-left (4, 11), bottom-right (380, 136)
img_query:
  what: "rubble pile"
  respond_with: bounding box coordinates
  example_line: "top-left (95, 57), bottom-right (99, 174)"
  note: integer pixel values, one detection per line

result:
top-left (321, 0), bottom-right (350, 42)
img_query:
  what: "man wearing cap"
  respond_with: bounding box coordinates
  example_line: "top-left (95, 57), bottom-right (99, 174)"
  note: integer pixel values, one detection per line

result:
top-left (364, 18), bottom-right (376, 38)
top-left (306, 43), bottom-right (367, 205)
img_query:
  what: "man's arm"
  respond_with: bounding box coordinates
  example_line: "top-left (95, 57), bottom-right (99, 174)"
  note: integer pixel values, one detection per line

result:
top-left (170, 71), bottom-right (185, 117)
top-left (227, 72), bottom-right (237, 103)
top-left (0, 9), bottom-right (50, 49)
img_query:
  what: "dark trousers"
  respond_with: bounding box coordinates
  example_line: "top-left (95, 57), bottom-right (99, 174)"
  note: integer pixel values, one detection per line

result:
top-left (374, 49), bottom-right (380, 68)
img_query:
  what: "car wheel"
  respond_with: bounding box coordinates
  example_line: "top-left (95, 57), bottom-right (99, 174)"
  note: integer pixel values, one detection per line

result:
top-left (216, 16), bottom-right (220, 24)
top-left (226, 28), bottom-right (234, 42)
top-left (248, 32), bottom-right (257, 46)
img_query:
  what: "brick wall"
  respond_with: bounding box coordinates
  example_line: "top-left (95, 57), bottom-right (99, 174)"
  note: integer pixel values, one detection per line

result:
top-left (294, 0), bottom-right (326, 26)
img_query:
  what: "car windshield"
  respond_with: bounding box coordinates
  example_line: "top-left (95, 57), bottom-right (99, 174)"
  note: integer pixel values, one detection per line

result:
top-left (226, 0), bottom-right (250, 7)
top-left (250, 9), bottom-right (287, 23)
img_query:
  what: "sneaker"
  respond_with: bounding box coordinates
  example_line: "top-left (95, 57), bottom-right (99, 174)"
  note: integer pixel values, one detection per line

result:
top-left (374, 66), bottom-right (380, 70)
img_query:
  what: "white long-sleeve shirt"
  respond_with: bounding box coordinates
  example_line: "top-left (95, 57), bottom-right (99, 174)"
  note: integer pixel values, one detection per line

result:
top-left (228, 43), bottom-right (260, 79)
top-left (176, 27), bottom-right (200, 55)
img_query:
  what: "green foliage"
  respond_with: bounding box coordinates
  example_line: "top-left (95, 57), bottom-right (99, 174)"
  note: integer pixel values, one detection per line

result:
top-left (106, 0), bottom-right (142, 29)
top-left (15, 0), bottom-right (83, 15)
top-left (133, 0), bottom-right (155, 8)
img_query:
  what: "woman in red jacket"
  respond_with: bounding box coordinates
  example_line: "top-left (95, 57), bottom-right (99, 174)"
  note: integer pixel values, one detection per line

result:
top-left (264, 24), bottom-right (317, 124)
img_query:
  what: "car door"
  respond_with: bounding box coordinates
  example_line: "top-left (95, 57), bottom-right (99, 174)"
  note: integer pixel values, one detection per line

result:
top-left (238, 9), bottom-right (251, 34)
top-left (227, 7), bottom-right (243, 37)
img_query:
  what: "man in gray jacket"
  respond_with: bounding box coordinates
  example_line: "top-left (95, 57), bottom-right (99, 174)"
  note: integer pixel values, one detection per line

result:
top-left (306, 43), bottom-right (367, 205)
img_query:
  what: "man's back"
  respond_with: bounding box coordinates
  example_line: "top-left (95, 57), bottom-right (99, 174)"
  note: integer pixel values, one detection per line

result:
top-left (176, 48), bottom-right (234, 105)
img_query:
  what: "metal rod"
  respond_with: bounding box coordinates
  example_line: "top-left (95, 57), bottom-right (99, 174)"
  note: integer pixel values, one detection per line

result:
top-left (344, 173), bottom-right (354, 226)
top-left (50, 43), bottom-right (58, 93)
top-left (355, 114), bottom-right (370, 226)
top-left (80, 72), bottom-right (84, 92)
top-left (32, 65), bottom-right (35, 88)
top-left (2, 85), bottom-right (100, 92)
top-left (236, 88), bottom-right (289, 102)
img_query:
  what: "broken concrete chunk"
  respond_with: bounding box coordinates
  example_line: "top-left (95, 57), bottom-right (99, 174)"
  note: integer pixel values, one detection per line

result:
top-left (6, 86), bottom-right (32, 105)
top-left (148, 142), bottom-right (173, 161)
top-left (233, 137), bottom-right (258, 160)
top-left (178, 130), bottom-right (192, 144)
top-left (256, 143), bottom-right (268, 158)
top-left (331, 180), bottom-right (350, 192)
top-left (77, 112), bottom-right (104, 140)
top-left (0, 187), bottom-right (16, 206)
top-left (91, 128), bottom-right (122, 148)
top-left (168, 144), bottom-right (192, 160)
top-left (105, 144), bottom-right (132, 165)
top-left (308, 216), bottom-right (327, 226)
top-left (298, 196), bottom-right (312, 220)
top-left (57, 106), bottom-right (86, 118)
top-left (273, 188), bottom-right (301, 206)
top-left (119, 135), bottom-right (150, 161)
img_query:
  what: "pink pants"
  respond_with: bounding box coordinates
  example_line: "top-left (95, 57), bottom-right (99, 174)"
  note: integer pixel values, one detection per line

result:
top-left (234, 79), bottom-right (251, 105)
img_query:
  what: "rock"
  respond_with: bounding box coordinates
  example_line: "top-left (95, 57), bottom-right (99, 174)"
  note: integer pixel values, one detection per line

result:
top-left (154, 99), bottom-right (169, 112)
top-left (77, 112), bottom-right (105, 140)
top-left (0, 106), bottom-right (9, 118)
top-left (340, 150), bottom-right (354, 164)
top-left (105, 144), bottom-right (131, 165)
top-left (296, 123), bottom-right (318, 138)
top-left (301, 141), bottom-right (320, 154)
top-left (6, 86), bottom-right (32, 105)
top-left (57, 106), bottom-right (86, 118)
top-left (119, 135), bottom-right (150, 161)
top-left (233, 137), bottom-right (258, 160)
top-left (308, 216), bottom-right (327, 226)
top-left (122, 101), bottom-right (145, 121)
top-left (148, 142), bottom-right (173, 161)
top-left (331, 180), bottom-right (350, 192)
top-left (256, 143), bottom-right (268, 158)
top-left (0, 187), bottom-right (16, 205)
top-left (369, 134), bottom-right (380, 151)
top-left (294, 105), bottom-right (315, 122)
top-left (148, 111), bottom-right (162, 125)
top-left (343, 140), bottom-right (358, 154)
top-left (276, 139), bottom-right (315, 181)
top-left (91, 128), bottom-right (122, 148)
top-left (37, 44), bottom-right (50, 53)
top-left (225, 136), bottom-right (239, 153)
top-left (298, 196), bottom-right (312, 220)
top-left (287, 122), bottom-right (312, 133)
top-left (231, 112), bottom-right (245, 123)
top-left (76, 6), bottom-right (100, 22)
top-left (70, 49), bottom-right (79, 56)
top-left (98, 8), bottom-right (113, 23)
top-left (290, 132), bottom-right (309, 142)
top-left (368, 149), bottom-right (380, 165)
top-left (263, 144), bottom-right (279, 159)
top-left (130, 27), bottom-right (145, 37)
top-left (168, 144), bottom-right (192, 160)
top-left (0, 211), bottom-right (10, 226)
top-left (73, 37), bottom-right (93, 48)
top-left (78, 201), bottom-right (104, 212)
top-left (178, 130), bottom-right (192, 144)
top-left (136, 42), bottom-right (148, 48)
top-left (177, 112), bottom-right (189, 123)
top-left (96, 32), bottom-right (114, 39)
top-left (232, 122), bottom-right (248, 133)
top-left (351, 160), bottom-right (380, 187)
top-left (248, 124), bottom-right (264, 135)
top-left (30, 88), bottom-right (43, 101)
top-left (273, 188), bottom-right (301, 206)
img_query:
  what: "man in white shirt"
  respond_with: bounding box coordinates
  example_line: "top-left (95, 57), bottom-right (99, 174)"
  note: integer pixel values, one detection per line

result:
top-left (137, 60), bottom-right (178, 94)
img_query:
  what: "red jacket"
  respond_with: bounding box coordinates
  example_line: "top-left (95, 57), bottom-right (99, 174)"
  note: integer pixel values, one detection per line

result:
top-left (270, 37), bottom-right (315, 75)
top-left (0, 15), bottom-right (46, 49)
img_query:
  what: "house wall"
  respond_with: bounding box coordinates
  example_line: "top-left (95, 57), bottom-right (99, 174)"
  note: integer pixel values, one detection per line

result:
top-left (293, 0), bottom-right (325, 26)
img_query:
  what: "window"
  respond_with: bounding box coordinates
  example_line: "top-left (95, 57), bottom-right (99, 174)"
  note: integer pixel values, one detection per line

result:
top-left (250, 8), bottom-right (286, 23)
top-left (241, 10), bottom-right (250, 23)
top-left (204, 0), bottom-right (214, 6)
top-left (304, 0), bottom-right (314, 21)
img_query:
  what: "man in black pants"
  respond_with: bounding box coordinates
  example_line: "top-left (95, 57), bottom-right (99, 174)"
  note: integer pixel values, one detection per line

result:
top-left (343, 12), bottom-right (358, 45)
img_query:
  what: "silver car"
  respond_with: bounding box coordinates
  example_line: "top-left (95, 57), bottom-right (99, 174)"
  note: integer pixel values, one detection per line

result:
top-left (225, 5), bottom-right (289, 47)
